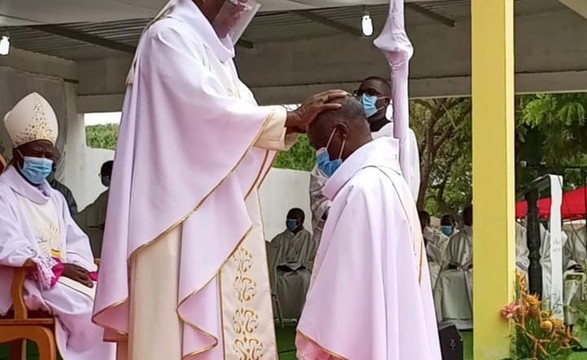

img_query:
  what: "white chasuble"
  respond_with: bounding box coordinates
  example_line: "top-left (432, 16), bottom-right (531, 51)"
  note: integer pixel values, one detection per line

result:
top-left (125, 31), bottom-right (294, 360)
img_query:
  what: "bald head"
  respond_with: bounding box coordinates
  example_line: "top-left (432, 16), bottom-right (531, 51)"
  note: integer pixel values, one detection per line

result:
top-left (307, 95), bottom-right (372, 161)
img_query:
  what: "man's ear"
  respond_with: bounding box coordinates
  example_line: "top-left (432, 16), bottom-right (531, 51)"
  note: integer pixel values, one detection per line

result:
top-left (335, 122), bottom-right (349, 140)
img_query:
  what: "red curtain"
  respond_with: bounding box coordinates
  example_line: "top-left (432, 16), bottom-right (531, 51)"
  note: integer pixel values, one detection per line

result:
top-left (516, 186), bottom-right (587, 220)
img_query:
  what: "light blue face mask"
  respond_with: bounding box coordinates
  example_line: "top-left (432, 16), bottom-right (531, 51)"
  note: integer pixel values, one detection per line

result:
top-left (360, 94), bottom-right (379, 118)
top-left (286, 219), bottom-right (298, 232)
top-left (440, 226), bottom-right (454, 237)
top-left (20, 155), bottom-right (54, 185)
top-left (316, 128), bottom-right (345, 178)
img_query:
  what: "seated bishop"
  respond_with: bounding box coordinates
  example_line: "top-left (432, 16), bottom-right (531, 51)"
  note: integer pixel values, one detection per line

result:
top-left (0, 93), bottom-right (115, 360)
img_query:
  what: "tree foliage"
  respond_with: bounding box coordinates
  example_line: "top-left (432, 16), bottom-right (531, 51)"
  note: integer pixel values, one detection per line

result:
top-left (410, 98), bottom-right (472, 216)
top-left (273, 135), bottom-right (316, 171)
top-left (86, 124), bottom-right (118, 150)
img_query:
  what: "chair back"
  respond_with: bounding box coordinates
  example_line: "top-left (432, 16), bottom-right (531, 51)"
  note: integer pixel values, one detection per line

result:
top-left (266, 240), bottom-right (283, 292)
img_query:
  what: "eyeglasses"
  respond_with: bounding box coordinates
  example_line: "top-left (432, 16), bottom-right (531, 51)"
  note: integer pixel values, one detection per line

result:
top-left (353, 88), bottom-right (381, 97)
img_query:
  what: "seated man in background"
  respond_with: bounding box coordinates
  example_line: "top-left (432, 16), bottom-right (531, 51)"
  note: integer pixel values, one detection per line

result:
top-left (420, 210), bottom-right (450, 287)
top-left (267, 208), bottom-right (316, 319)
top-left (440, 214), bottom-right (457, 237)
top-left (434, 205), bottom-right (473, 329)
top-left (297, 96), bottom-right (440, 359)
top-left (0, 93), bottom-right (114, 359)
top-left (48, 152), bottom-right (78, 215)
top-left (75, 160), bottom-right (113, 257)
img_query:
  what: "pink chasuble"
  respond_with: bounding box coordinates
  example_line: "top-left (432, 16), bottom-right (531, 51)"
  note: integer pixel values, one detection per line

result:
top-left (296, 138), bottom-right (441, 360)
top-left (93, 0), bottom-right (286, 358)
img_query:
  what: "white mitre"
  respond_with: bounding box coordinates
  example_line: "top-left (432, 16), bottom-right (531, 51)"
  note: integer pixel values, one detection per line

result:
top-left (3, 92), bottom-right (58, 148)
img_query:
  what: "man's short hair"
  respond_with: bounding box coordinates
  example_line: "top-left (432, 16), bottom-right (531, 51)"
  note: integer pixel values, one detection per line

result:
top-left (361, 76), bottom-right (392, 95)
top-left (313, 95), bottom-right (369, 133)
top-left (287, 208), bottom-right (305, 223)
top-left (418, 210), bottom-right (431, 227)
top-left (101, 160), bottom-right (114, 176)
top-left (440, 214), bottom-right (455, 227)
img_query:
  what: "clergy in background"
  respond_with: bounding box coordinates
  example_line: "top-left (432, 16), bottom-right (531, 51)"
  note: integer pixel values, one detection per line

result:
top-left (420, 210), bottom-right (450, 287)
top-left (0, 93), bottom-right (114, 360)
top-left (92, 0), bottom-right (345, 359)
top-left (297, 96), bottom-right (441, 360)
top-left (563, 222), bottom-right (586, 324)
top-left (75, 160), bottom-right (113, 257)
top-left (267, 208), bottom-right (316, 319)
top-left (434, 205), bottom-right (473, 328)
top-left (446, 205), bottom-right (473, 269)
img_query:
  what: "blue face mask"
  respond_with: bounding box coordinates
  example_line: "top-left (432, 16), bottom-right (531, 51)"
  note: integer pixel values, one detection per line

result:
top-left (286, 219), bottom-right (298, 232)
top-left (440, 226), bottom-right (454, 237)
top-left (20, 156), bottom-right (54, 185)
top-left (360, 94), bottom-right (379, 118)
top-left (316, 128), bottom-right (345, 178)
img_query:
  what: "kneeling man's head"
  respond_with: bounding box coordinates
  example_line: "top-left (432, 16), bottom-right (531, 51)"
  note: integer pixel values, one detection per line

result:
top-left (307, 95), bottom-right (372, 170)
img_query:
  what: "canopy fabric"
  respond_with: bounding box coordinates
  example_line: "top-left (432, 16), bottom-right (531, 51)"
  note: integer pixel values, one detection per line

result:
top-left (516, 186), bottom-right (587, 220)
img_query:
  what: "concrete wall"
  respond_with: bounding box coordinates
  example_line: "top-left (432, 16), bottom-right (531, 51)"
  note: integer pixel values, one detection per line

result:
top-left (259, 168), bottom-right (312, 242)
top-left (75, 5), bottom-right (587, 112)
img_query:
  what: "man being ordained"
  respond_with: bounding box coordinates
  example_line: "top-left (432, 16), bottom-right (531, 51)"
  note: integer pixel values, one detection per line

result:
top-left (296, 96), bottom-right (441, 360)
top-left (92, 0), bottom-right (345, 359)
top-left (308, 76), bottom-right (421, 246)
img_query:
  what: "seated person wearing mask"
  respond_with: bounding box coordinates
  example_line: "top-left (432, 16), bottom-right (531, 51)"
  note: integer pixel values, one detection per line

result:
top-left (266, 208), bottom-right (316, 319)
top-left (297, 96), bottom-right (440, 360)
top-left (75, 160), bottom-right (113, 257)
top-left (440, 214), bottom-right (457, 237)
top-left (0, 93), bottom-right (114, 359)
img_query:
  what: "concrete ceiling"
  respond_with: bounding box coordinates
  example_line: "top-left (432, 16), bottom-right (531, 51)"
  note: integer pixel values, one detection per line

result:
top-left (559, 0), bottom-right (587, 18)
top-left (2, 0), bottom-right (569, 62)
top-left (0, 0), bottom-right (443, 26)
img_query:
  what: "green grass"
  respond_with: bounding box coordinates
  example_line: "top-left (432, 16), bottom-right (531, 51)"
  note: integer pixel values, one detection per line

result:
top-left (2, 327), bottom-right (587, 359)
top-left (0, 341), bottom-right (39, 360)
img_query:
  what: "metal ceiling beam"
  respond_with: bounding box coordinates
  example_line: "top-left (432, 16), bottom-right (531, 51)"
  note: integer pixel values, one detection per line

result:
top-left (29, 24), bottom-right (254, 52)
top-left (292, 10), bottom-right (362, 37)
top-left (406, 3), bottom-right (455, 28)
top-left (29, 25), bottom-right (136, 53)
top-left (238, 38), bottom-right (255, 49)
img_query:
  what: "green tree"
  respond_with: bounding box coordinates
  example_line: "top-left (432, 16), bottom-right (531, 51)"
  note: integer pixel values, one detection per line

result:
top-left (86, 124), bottom-right (119, 150)
top-left (410, 98), bottom-right (472, 215)
top-left (273, 135), bottom-right (316, 171)
top-left (516, 93), bottom-right (587, 190)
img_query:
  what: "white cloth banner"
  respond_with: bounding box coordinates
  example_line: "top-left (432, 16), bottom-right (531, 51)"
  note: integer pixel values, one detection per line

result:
top-left (548, 174), bottom-right (564, 319)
